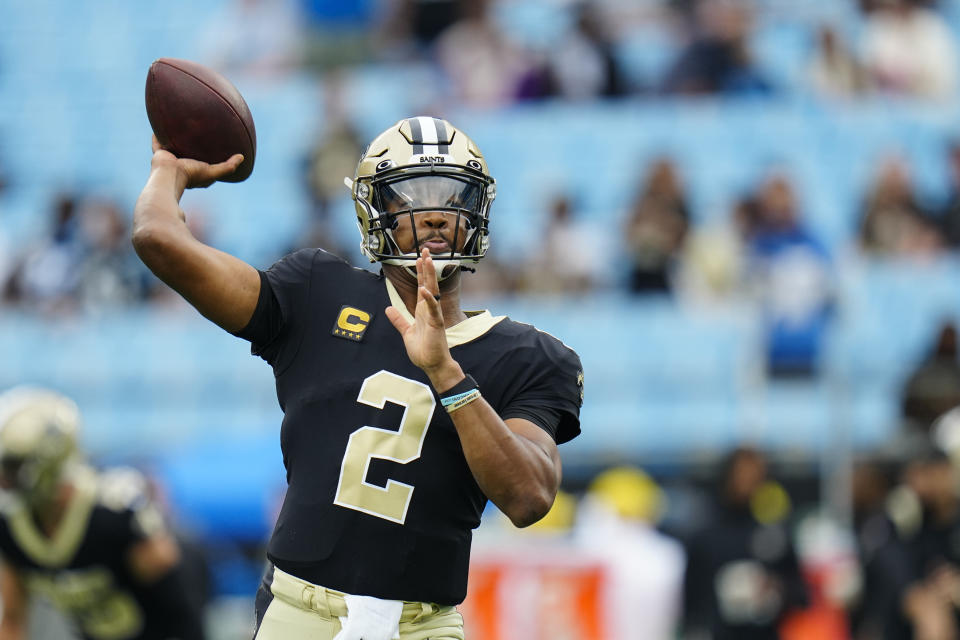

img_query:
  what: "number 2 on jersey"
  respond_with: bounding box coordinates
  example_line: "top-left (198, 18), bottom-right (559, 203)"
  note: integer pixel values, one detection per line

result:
top-left (334, 370), bottom-right (435, 524)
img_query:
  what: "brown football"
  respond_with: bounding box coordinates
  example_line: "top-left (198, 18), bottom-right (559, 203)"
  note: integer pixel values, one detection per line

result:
top-left (145, 58), bottom-right (256, 183)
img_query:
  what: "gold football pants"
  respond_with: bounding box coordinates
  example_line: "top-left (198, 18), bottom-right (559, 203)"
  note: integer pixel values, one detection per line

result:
top-left (253, 566), bottom-right (465, 640)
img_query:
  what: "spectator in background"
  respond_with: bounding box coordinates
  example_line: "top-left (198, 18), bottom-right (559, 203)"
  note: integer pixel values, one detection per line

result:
top-left (575, 467), bottom-right (685, 640)
top-left (807, 24), bottom-right (867, 99)
top-left (663, 0), bottom-right (772, 96)
top-left (902, 322), bottom-right (960, 434)
top-left (460, 252), bottom-right (522, 298)
top-left (859, 156), bottom-right (943, 257)
top-left (846, 460), bottom-right (907, 640)
top-left (200, 0), bottom-right (304, 77)
top-left (0, 158), bottom-right (12, 298)
top-left (380, 0), bottom-right (463, 56)
top-left (520, 194), bottom-right (599, 294)
top-left (676, 195), bottom-right (754, 304)
top-left (935, 142), bottom-right (960, 248)
top-left (6, 194), bottom-right (156, 314)
top-left (4, 193), bottom-right (84, 314)
top-left (682, 447), bottom-right (808, 640)
top-left (747, 175), bottom-right (832, 377)
top-left (624, 157), bottom-right (690, 294)
top-left (546, 2), bottom-right (627, 100)
top-left (861, 0), bottom-right (958, 100)
top-left (300, 72), bottom-right (360, 256)
top-left (894, 448), bottom-right (960, 639)
top-left (300, 0), bottom-right (379, 68)
top-left (75, 198), bottom-right (147, 311)
top-left (433, 0), bottom-right (534, 107)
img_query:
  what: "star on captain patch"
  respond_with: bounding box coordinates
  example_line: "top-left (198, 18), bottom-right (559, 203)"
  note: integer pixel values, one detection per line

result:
top-left (332, 306), bottom-right (373, 342)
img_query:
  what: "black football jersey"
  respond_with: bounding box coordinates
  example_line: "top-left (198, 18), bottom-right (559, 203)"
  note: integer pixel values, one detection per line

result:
top-left (0, 467), bottom-right (176, 640)
top-left (238, 249), bottom-right (583, 605)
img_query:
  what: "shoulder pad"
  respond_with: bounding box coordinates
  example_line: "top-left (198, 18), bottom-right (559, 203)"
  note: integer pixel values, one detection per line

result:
top-left (96, 467), bottom-right (150, 513)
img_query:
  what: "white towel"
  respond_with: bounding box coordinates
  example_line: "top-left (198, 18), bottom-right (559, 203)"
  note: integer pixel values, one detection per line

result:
top-left (333, 594), bottom-right (403, 640)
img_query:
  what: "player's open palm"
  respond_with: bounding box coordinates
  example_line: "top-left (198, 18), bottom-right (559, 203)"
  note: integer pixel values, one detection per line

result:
top-left (150, 135), bottom-right (243, 189)
top-left (385, 249), bottom-right (451, 373)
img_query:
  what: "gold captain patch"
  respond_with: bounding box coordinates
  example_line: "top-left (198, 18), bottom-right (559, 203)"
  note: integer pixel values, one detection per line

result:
top-left (333, 306), bottom-right (372, 342)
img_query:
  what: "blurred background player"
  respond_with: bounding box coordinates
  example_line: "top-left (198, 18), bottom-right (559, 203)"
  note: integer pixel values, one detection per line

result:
top-left (0, 387), bottom-right (205, 640)
top-left (887, 447), bottom-right (960, 639)
top-left (682, 447), bottom-right (808, 640)
top-left (574, 466), bottom-right (685, 640)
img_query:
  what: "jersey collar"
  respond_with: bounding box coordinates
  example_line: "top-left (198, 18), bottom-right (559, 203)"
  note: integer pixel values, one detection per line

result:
top-left (385, 279), bottom-right (505, 348)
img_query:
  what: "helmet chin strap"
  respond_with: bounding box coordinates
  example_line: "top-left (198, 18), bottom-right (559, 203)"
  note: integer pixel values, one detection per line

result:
top-left (382, 256), bottom-right (463, 281)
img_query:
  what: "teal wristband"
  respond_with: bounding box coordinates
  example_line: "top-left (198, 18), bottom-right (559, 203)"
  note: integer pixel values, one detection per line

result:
top-left (444, 389), bottom-right (482, 413)
top-left (438, 374), bottom-right (479, 404)
top-left (441, 390), bottom-right (478, 407)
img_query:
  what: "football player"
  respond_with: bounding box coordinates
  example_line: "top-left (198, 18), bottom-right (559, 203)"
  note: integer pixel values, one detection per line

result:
top-left (0, 387), bottom-right (206, 640)
top-left (132, 117), bottom-right (583, 640)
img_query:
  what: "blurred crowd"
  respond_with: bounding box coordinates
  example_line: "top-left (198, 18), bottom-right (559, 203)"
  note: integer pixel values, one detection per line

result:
top-left (0, 185), bottom-right (206, 314)
top-left (293, 0), bottom-right (959, 104)
top-left (3, 146), bottom-right (958, 395)
top-left (5, 0), bottom-right (960, 376)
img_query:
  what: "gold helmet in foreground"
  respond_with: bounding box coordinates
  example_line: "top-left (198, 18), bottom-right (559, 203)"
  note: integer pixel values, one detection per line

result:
top-left (345, 117), bottom-right (496, 273)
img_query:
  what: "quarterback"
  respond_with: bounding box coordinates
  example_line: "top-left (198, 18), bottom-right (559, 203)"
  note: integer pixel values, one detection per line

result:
top-left (0, 388), bottom-right (205, 640)
top-left (133, 117), bottom-right (583, 640)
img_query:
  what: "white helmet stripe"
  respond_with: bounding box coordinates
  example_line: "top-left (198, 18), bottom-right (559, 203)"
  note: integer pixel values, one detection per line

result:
top-left (417, 116), bottom-right (440, 155)
top-left (417, 116), bottom-right (439, 144)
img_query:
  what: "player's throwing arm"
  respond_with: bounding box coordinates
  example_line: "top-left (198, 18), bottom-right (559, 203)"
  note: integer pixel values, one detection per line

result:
top-left (134, 59), bottom-right (260, 332)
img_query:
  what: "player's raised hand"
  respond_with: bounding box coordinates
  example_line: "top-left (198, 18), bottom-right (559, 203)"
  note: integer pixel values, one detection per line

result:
top-left (385, 248), bottom-right (453, 375)
top-left (150, 136), bottom-right (243, 190)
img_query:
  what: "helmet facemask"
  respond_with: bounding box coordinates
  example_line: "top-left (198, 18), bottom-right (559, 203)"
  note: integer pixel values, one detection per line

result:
top-left (348, 118), bottom-right (496, 279)
top-left (355, 164), bottom-right (495, 278)
top-left (0, 450), bottom-right (75, 509)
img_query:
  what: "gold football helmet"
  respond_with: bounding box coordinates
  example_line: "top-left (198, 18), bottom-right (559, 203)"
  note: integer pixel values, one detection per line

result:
top-left (0, 387), bottom-right (81, 506)
top-left (345, 117), bottom-right (496, 273)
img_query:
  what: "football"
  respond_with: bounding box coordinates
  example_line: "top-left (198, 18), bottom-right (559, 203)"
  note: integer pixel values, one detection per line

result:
top-left (145, 58), bottom-right (256, 183)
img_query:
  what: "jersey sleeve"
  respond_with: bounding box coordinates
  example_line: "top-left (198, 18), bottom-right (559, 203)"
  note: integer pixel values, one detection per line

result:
top-left (498, 334), bottom-right (583, 444)
top-left (234, 248), bottom-right (320, 368)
